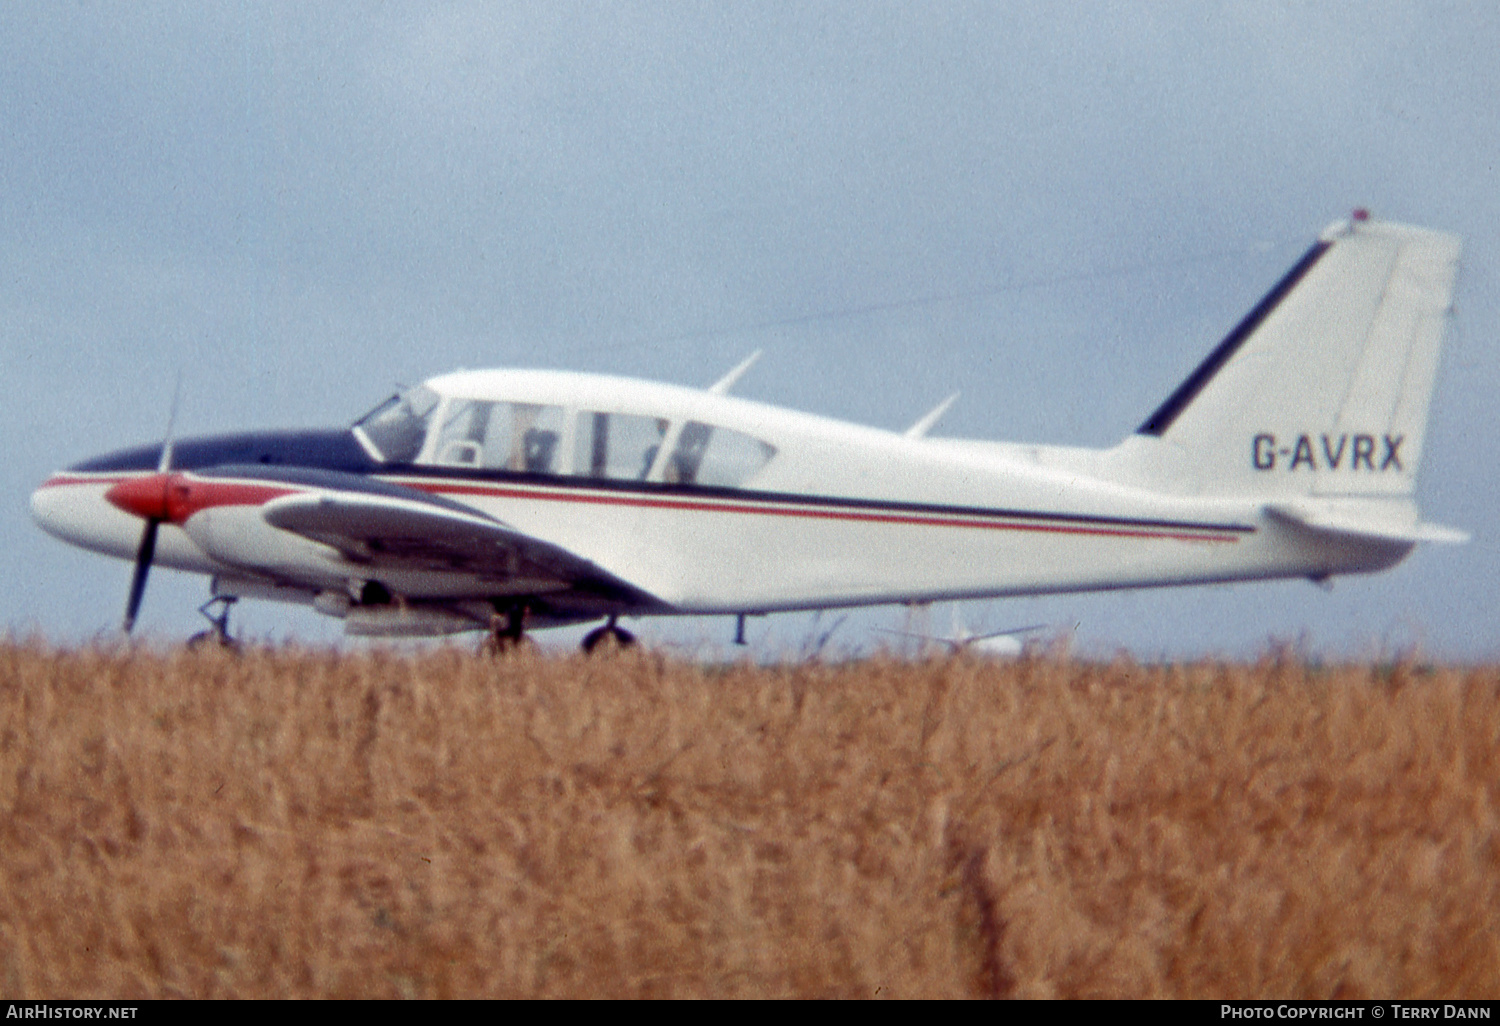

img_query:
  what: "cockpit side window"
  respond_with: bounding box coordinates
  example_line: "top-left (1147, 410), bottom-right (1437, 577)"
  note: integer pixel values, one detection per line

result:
top-left (433, 400), bottom-right (490, 467)
top-left (433, 401), bottom-right (565, 472)
top-left (352, 386), bottom-right (440, 464)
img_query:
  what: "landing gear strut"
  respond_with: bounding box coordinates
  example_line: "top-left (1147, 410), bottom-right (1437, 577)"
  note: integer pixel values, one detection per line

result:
top-left (581, 615), bottom-right (636, 653)
top-left (484, 602), bottom-right (529, 654)
top-left (187, 596), bottom-right (238, 650)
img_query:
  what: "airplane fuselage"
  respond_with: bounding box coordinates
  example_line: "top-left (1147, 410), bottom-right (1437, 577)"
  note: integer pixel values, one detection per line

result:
top-left (32, 369), bottom-right (1409, 634)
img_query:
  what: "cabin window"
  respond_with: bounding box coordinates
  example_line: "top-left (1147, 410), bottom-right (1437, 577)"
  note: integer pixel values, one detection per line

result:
top-left (432, 401), bottom-right (565, 472)
top-left (574, 412), bottom-right (668, 480)
top-left (572, 413), bottom-right (776, 487)
top-left (668, 421), bottom-right (777, 487)
top-left (353, 386), bottom-right (440, 464)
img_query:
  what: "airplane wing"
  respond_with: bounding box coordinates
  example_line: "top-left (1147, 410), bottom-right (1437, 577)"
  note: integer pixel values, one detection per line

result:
top-left (253, 473), bottom-right (666, 606)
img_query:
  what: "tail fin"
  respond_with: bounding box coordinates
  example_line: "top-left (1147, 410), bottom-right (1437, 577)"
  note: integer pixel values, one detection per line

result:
top-left (1134, 215), bottom-right (1460, 498)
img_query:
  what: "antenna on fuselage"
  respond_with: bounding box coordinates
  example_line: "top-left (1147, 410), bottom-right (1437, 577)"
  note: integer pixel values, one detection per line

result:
top-left (904, 392), bottom-right (960, 438)
top-left (707, 350), bottom-right (763, 395)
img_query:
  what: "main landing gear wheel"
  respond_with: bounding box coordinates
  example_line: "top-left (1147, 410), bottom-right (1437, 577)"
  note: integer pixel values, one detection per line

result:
top-left (581, 616), bottom-right (636, 654)
top-left (186, 596), bottom-right (239, 651)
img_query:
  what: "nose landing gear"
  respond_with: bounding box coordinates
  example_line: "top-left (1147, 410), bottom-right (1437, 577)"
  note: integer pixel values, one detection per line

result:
top-left (187, 595), bottom-right (239, 651)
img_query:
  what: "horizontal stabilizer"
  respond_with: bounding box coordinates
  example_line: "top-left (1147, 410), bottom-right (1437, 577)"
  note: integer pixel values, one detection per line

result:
top-left (1265, 501), bottom-right (1469, 545)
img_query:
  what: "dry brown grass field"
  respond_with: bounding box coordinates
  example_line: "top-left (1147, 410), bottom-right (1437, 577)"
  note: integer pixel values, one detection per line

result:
top-left (1, 640), bottom-right (1497, 999)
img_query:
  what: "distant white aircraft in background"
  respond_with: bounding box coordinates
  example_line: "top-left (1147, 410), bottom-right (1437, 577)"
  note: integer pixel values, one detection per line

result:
top-left (877, 607), bottom-right (1049, 657)
top-left (31, 214), bottom-right (1465, 650)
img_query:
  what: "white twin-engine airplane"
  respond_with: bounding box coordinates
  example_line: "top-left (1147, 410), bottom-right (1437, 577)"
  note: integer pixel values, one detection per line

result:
top-left (32, 214), bottom-right (1466, 650)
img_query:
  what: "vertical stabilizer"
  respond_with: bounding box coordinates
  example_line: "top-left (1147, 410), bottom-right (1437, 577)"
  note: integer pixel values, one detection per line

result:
top-left (1134, 216), bottom-right (1460, 498)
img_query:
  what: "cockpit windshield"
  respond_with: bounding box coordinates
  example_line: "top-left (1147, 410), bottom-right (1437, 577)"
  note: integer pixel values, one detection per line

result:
top-left (352, 385), bottom-right (440, 463)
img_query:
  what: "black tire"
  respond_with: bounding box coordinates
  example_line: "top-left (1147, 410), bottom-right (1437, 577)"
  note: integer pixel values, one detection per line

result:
top-left (581, 624), bottom-right (636, 653)
top-left (481, 631), bottom-right (536, 656)
top-left (186, 631), bottom-right (239, 653)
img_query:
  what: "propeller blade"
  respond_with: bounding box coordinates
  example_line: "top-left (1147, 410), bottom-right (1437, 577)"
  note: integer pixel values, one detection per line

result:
top-left (123, 519), bottom-right (159, 634)
top-left (123, 374), bottom-right (181, 634)
top-left (158, 371), bottom-right (182, 473)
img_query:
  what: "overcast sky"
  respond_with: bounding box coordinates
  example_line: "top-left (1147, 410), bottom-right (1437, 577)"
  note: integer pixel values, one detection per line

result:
top-left (4, 2), bottom-right (1497, 659)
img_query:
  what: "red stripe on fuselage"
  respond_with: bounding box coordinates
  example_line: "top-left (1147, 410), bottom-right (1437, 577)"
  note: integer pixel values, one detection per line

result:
top-left (395, 479), bottom-right (1242, 544)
